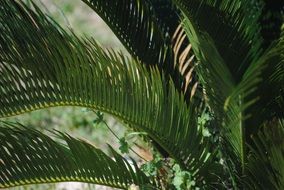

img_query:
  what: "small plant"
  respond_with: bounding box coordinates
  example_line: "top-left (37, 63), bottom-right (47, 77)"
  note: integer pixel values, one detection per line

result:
top-left (0, 0), bottom-right (283, 189)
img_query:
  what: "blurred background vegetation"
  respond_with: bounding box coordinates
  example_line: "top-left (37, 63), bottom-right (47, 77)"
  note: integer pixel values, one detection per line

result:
top-left (3, 0), bottom-right (131, 189)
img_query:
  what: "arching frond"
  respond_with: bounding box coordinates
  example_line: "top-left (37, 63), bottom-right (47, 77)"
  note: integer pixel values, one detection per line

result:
top-left (172, 0), bottom-right (263, 81)
top-left (146, 0), bottom-right (202, 101)
top-left (178, 0), bottom-right (283, 185)
top-left (0, 122), bottom-right (153, 189)
top-left (246, 29), bottom-right (284, 129)
top-left (0, 1), bottom-right (221, 187)
top-left (181, 17), bottom-right (241, 178)
top-left (80, 0), bottom-right (173, 71)
top-left (81, 0), bottom-right (198, 101)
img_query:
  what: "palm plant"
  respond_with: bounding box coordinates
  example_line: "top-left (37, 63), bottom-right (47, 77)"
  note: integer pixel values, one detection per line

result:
top-left (0, 0), bottom-right (283, 189)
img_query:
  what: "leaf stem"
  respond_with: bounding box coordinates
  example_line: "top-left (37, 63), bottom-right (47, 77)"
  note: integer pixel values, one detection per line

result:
top-left (239, 95), bottom-right (245, 175)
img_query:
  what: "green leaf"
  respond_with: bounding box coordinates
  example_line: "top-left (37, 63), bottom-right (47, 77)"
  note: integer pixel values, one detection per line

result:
top-left (178, 1), bottom-right (283, 183)
top-left (93, 111), bottom-right (104, 125)
top-left (246, 28), bottom-right (284, 128)
top-left (172, 0), bottom-right (264, 80)
top-left (140, 155), bottom-right (163, 177)
top-left (172, 164), bottom-right (195, 190)
top-left (81, 0), bottom-right (170, 67)
top-left (0, 121), bottom-right (153, 189)
top-left (0, 1), bottom-right (220, 187)
top-left (119, 137), bottom-right (130, 154)
top-left (81, 0), bottom-right (200, 101)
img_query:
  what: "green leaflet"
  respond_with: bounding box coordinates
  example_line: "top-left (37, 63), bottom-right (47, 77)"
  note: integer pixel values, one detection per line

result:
top-left (81, 0), bottom-right (199, 100)
top-left (0, 122), bottom-right (152, 189)
top-left (172, 0), bottom-right (263, 81)
top-left (81, 0), bottom-right (170, 67)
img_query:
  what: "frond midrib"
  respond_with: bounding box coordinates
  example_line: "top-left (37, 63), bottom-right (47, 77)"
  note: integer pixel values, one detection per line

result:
top-left (0, 101), bottom-right (187, 170)
top-left (1, 177), bottom-right (127, 190)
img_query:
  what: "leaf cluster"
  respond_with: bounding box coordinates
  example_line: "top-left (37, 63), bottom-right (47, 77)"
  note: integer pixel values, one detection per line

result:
top-left (0, 0), bottom-right (283, 189)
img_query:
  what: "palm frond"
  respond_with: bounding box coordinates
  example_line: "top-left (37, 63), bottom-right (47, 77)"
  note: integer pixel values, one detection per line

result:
top-left (81, 0), bottom-right (174, 72)
top-left (81, 0), bottom-right (200, 101)
top-left (180, 9), bottom-right (275, 184)
top-left (147, 0), bottom-right (200, 99)
top-left (0, 122), bottom-right (153, 189)
top-left (246, 27), bottom-right (284, 130)
top-left (179, 1), bottom-right (284, 184)
top-left (245, 119), bottom-right (284, 189)
top-left (145, 0), bottom-right (181, 41)
top-left (172, 0), bottom-right (264, 81)
top-left (181, 17), bottom-right (241, 179)
top-left (0, 1), bottom-right (221, 187)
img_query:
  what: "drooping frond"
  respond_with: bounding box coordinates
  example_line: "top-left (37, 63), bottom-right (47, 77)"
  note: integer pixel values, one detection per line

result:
top-left (145, 0), bottom-right (202, 101)
top-left (0, 1), bottom-right (221, 187)
top-left (81, 0), bottom-right (198, 101)
top-left (80, 0), bottom-right (175, 72)
top-left (179, 6), bottom-right (277, 184)
top-left (0, 122), bottom-right (153, 189)
top-left (179, 1), bottom-right (283, 185)
top-left (181, 17), bottom-right (239, 175)
top-left (245, 119), bottom-right (284, 189)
